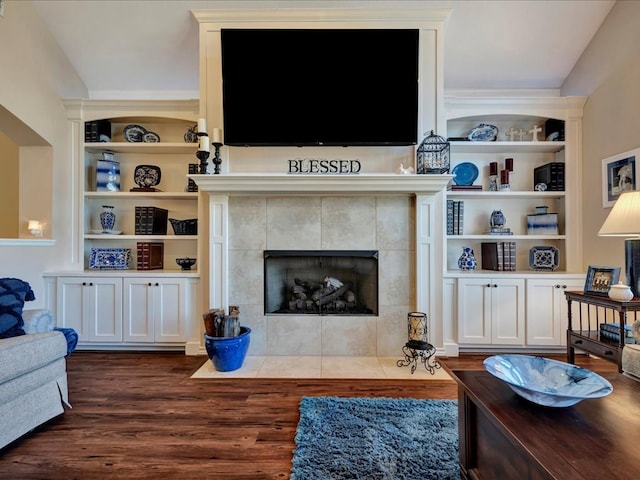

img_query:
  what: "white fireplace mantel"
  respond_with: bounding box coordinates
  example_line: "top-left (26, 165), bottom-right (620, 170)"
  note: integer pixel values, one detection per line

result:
top-left (190, 173), bottom-right (453, 195)
top-left (191, 172), bottom-right (454, 358)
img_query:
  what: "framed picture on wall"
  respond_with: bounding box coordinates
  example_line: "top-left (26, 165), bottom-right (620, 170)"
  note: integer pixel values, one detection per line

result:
top-left (583, 265), bottom-right (621, 296)
top-left (602, 149), bottom-right (639, 207)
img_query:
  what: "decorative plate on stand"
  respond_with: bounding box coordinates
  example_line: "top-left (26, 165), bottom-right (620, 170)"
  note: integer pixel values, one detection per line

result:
top-left (529, 246), bottom-right (559, 271)
top-left (451, 162), bottom-right (479, 185)
top-left (123, 124), bottom-right (146, 142)
top-left (133, 164), bottom-right (161, 189)
top-left (468, 124), bottom-right (499, 142)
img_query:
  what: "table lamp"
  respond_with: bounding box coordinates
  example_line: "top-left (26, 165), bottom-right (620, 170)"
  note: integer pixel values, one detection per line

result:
top-left (598, 190), bottom-right (640, 297)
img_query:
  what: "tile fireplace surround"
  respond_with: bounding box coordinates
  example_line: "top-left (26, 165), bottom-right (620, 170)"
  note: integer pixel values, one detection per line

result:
top-left (192, 174), bottom-right (451, 357)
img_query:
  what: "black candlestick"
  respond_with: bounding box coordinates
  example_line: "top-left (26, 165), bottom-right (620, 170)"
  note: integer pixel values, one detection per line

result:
top-left (212, 142), bottom-right (222, 175)
top-left (196, 132), bottom-right (210, 174)
top-left (196, 149), bottom-right (210, 174)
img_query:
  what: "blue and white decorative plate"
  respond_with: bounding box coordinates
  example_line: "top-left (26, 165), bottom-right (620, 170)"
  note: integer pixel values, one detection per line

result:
top-left (529, 246), bottom-right (559, 271)
top-left (123, 124), bottom-right (146, 143)
top-left (89, 248), bottom-right (131, 270)
top-left (451, 162), bottom-right (479, 186)
top-left (484, 354), bottom-right (613, 407)
top-left (143, 131), bottom-right (160, 143)
top-left (468, 123), bottom-right (499, 142)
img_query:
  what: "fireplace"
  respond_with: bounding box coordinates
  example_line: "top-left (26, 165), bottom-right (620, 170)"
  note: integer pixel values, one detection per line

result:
top-left (264, 250), bottom-right (379, 315)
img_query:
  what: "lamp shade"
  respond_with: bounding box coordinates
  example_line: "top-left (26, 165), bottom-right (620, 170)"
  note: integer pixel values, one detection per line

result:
top-left (598, 191), bottom-right (640, 237)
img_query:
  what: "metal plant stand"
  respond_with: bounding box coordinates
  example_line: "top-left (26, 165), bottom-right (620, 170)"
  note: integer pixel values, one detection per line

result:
top-left (397, 340), bottom-right (441, 374)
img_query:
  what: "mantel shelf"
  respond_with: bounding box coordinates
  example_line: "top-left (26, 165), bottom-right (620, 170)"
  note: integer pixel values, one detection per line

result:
top-left (190, 173), bottom-right (454, 195)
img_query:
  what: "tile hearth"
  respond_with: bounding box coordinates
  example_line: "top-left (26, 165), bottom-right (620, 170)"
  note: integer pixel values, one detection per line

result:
top-left (191, 356), bottom-right (453, 380)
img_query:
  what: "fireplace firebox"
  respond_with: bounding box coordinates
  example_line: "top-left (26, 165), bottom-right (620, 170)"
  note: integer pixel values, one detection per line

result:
top-left (264, 250), bottom-right (379, 315)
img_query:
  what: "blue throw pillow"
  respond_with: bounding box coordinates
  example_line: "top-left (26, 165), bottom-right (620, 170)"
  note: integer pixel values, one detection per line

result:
top-left (0, 278), bottom-right (35, 338)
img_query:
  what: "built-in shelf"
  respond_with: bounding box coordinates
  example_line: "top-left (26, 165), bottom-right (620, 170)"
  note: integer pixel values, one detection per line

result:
top-left (84, 234), bottom-right (197, 240)
top-left (84, 142), bottom-right (197, 154)
top-left (449, 141), bottom-right (565, 154)
top-left (84, 192), bottom-right (198, 200)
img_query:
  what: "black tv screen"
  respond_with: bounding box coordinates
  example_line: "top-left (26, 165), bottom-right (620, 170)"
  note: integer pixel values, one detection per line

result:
top-left (221, 29), bottom-right (419, 147)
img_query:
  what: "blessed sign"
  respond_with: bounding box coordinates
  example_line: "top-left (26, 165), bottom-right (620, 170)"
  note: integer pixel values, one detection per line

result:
top-left (288, 158), bottom-right (361, 174)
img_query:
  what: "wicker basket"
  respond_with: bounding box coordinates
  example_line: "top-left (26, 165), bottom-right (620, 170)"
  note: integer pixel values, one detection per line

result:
top-left (169, 218), bottom-right (198, 235)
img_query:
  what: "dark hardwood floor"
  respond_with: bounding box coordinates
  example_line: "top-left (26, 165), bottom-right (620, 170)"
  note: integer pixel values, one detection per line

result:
top-left (0, 351), bottom-right (617, 479)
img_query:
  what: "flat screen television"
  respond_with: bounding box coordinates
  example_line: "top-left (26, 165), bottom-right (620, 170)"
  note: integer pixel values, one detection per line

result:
top-left (221, 28), bottom-right (419, 147)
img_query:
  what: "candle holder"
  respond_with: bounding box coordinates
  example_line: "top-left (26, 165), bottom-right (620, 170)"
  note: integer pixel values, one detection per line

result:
top-left (196, 132), bottom-right (210, 174)
top-left (212, 142), bottom-right (223, 175)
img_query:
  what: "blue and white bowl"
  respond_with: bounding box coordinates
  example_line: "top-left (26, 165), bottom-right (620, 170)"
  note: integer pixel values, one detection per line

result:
top-left (483, 354), bottom-right (613, 407)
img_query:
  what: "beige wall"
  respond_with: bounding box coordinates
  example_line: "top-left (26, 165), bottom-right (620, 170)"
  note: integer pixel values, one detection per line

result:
top-left (568, 0), bottom-right (640, 279)
top-left (0, 132), bottom-right (19, 237)
top-left (0, 0), bottom-right (86, 303)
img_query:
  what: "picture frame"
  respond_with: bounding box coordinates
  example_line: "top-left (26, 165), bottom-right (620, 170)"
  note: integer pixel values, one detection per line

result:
top-left (583, 265), bottom-right (621, 296)
top-left (602, 149), bottom-right (639, 207)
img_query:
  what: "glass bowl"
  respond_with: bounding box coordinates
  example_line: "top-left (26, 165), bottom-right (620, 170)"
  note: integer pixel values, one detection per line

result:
top-left (483, 354), bottom-right (613, 407)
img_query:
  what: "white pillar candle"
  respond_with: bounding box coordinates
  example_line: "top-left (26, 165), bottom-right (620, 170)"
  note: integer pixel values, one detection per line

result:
top-left (212, 128), bottom-right (222, 144)
top-left (198, 118), bottom-right (207, 133)
top-left (198, 135), bottom-right (210, 152)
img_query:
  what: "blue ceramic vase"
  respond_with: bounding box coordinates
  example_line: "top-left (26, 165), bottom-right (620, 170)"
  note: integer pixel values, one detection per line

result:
top-left (458, 247), bottom-right (477, 271)
top-left (100, 205), bottom-right (116, 231)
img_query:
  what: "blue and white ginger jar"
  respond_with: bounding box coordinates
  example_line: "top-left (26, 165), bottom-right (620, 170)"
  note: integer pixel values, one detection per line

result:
top-left (458, 247), bottom-right (477, 271)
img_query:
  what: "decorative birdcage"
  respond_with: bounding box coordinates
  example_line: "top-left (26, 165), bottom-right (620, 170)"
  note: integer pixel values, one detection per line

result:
top-left (416, 130), bottom-right (450, 174)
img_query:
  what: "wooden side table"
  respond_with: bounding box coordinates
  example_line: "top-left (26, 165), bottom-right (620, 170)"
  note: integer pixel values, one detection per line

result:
top-left (565, 290), bottom-right (640, 372)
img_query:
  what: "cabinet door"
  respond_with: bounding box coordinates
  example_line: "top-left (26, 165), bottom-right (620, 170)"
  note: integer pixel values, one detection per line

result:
top-left (526, 278), bottom-right (584, 346)
top-left (457, 277), bottom-right (492, 344)
top-left (57, 277), bottom-right (88, 341)
top-left (154, 279), bottom-right (186, 343)
top-left (491, 278), bottom-right (525, 345)
top-left (123, 279), bottom-right (155, 342)
top-left (56, 277), bottom-right (122, 343)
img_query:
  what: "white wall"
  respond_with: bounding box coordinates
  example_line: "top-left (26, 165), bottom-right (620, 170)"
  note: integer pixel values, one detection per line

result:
top-left (563, 1), bottom-right (640, 276)
top-left (0, 1), bottom-right (87, 305)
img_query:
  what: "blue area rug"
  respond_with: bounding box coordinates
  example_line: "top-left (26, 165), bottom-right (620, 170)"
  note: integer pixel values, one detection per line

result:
top-left (291, 396), bottom-right (459, 480)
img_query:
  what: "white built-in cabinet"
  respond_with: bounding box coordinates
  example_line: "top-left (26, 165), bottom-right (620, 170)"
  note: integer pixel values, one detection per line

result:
top-left (444, 94), bottom-right (586, 351)
top-left (457, 277), bottom-right (525, 345)
top-left (43, 100), bottom-right (202, 352)
top-left (55, 276), bottom-right (123, 343)
top-left (123, 277), bottom-right (187, 343)
top-left (525, 276), bottom-right (585, 346)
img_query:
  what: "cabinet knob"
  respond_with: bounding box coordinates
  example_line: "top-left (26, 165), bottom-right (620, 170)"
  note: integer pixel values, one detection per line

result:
top-left (486, 283), bottom-right (491, 288)
top-left (562, 285), bottom-right (567, 289)
top-left (89, 282), bottom-right (93, 286)
top-left (493, 284), bottom-right (497, 288)
top-left (155, 283), bottom-right (159, 287)
top-left (148, 282), bottom-right (152, 286)
top-left (82, 282), bottom-right (86, 286)
top-left (555, 284), bottom-right (560, 288)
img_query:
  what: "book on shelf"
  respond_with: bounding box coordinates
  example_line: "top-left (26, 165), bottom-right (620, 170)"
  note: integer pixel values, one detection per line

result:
top-left (446, 200), bottom-right (465, 235)
top-left (481, 241), bottom-right (516, 271)
top-left (134, 206), bottom-right (168, 235)
top-left (446, 199), bottom-right (454, 235)
top-left (599, 323), bottom-right (635, 343)
top-left (534, 162), bottom-right (565, 191)
top-left (136, 242), bottom-right (164, 270)
top-left (447, 185), bottom-right (483, 191)
top-left (84, 120), bottom-right (111, 142)
top-left (488, 226), bottom-right (513, 235)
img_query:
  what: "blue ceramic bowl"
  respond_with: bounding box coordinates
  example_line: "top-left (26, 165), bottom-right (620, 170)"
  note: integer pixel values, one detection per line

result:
top-left (204, 326), bottom-right (251, 372)
top-left (483, 354), bottom-right (613, 407)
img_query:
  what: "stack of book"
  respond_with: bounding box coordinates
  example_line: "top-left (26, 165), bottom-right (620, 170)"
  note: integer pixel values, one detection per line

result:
top-left (134, 207), bottom-right (168, 235)
top-left (599, 323), bottom-right (636, 344)
top-left (84, 120), bottom-right (111, 142)
top-left (489, 226), bottom-right (513, 235)
top-left (447, 185), bottom-right (482, 191)
top-left (481, 242), bottom-right (516, 271)
top-left (136, 242), bottom-right (164, 270)
top-left (187, 163), bottom-right (198, 192)
top-left (446, 200), bottom-right (464, 235)
top-left (534, 162), bottom-right (565, 191)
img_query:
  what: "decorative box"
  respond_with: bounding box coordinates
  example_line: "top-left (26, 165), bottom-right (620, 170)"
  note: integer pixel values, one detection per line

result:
top-left (96, 159), bottom-right (121, 192)
top-left (89, 248), bottom-right (131, 270)
top-left (527, 213), bottom-right (558, 235)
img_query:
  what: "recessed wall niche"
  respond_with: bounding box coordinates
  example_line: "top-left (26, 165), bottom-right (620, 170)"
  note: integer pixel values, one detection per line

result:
top-left (0, 105), bottom-right (52, 239)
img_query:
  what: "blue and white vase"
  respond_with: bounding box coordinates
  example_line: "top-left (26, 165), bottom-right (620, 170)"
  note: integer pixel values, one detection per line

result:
top-left (100, 205), bottom-right (116, 231)
top-left (458, 247), bottom-right (477, 271)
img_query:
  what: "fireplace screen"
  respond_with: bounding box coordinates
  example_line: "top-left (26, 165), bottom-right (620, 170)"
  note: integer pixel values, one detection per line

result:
top-left (264, 250), bottom-right (379, 315)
